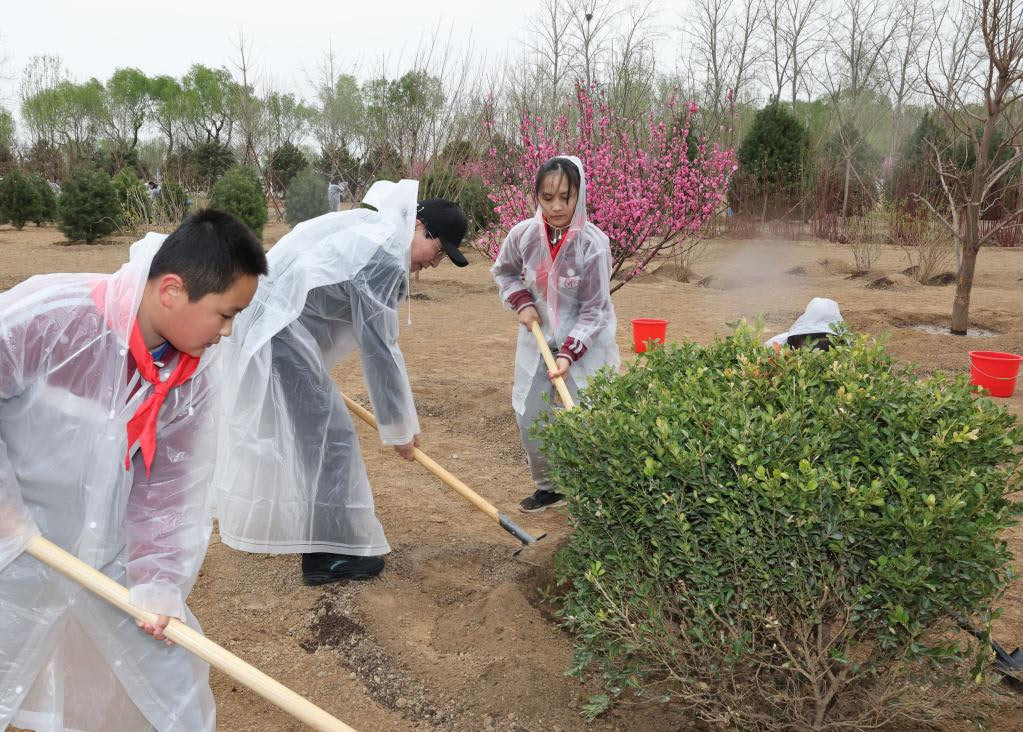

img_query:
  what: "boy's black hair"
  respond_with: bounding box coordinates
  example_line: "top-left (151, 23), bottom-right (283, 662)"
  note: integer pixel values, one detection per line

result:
top-left (534, 157), bottom-right (581, 199)
top-left (148, 209), bottom-right (267, 301)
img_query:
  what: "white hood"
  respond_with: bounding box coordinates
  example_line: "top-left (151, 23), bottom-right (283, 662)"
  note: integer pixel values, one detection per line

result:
top-left (766, 297), bottom-right (844, 347)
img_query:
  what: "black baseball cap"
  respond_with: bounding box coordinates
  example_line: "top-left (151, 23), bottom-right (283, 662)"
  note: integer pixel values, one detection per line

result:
top-left (417, 198), bottom-right (469, 267)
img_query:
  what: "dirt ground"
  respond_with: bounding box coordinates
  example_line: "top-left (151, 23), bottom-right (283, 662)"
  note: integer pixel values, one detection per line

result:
top-left (3, 221), bottom-right (1023, 731)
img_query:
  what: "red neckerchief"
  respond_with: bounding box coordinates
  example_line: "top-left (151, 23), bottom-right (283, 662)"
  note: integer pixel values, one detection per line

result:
top-left (124, 323), bottom-right (199, 477)
top-left (92, 282), bottom-right (200, 477)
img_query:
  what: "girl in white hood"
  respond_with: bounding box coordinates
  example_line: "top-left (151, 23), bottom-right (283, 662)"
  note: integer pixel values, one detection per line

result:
top-left (492, 156), bottom-right (620, 513)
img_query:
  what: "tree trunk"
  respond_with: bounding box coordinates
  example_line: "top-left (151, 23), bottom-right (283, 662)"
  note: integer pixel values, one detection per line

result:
top-left (841, 157), bottom-right (852, 218)
top-left (950, 243), bottom-right (978, 334)
top-left (951, 94), bottom-right (999, 335)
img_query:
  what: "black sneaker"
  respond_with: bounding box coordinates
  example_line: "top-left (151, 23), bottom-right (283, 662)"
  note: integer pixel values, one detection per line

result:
top-left (518, 489), bottom-right (565, 513)
top-left (301, 552), bottom-right (385, 586)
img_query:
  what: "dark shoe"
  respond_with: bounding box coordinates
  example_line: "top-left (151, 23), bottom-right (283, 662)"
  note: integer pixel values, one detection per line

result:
top-left (518, 489), bottom-right (565, 513)
top-left (301, 552), bottom-right (385, 586)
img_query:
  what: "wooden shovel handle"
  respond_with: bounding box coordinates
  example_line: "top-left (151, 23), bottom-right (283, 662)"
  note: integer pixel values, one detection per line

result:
top-left (340, 393), bottom-right (500, 522)
top-left (529, 321), bottom-right (576, 410)
top-left (24, 535), bottom-right (355, 732)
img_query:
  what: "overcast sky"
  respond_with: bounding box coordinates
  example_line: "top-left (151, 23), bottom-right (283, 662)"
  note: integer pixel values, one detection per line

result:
top-left (1, 0), bottom-right (540, 105)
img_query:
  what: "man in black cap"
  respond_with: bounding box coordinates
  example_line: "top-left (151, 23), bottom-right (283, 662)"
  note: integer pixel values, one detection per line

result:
top-left (218, 187), bottom-right (470, 586)
top-left (416, 198), bottom-right (470, 269)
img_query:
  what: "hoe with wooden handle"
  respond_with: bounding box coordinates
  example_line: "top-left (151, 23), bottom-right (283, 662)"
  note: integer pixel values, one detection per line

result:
top-left (339, 393), bottom-right (545, 551)
top-left (24, 535), bottom-right (356, 732)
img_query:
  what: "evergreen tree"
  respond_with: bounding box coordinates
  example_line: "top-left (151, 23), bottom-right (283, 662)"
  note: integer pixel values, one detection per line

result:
top-left (210, 166), bottom-right (267, 236)
top-left (731, 102), bottom-right (808, 219)
top-left (57, 168), bottom-right (120, 243)
top-left (0, 170), bottom-right (40, 229)
top-left (285, 168), bottom-right (330, 227)
top-left (27, 174), bottom-right (57, 225)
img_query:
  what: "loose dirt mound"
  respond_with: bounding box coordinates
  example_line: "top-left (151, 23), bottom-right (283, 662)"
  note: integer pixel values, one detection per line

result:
top-left (818, 256), bottom-right (858, 276)
top-left (696, 273), bottom-right (743, 289)
top-left (866, 273), bottom-right (919, 291)
top-left (928, 272), bottom-right (958, 286)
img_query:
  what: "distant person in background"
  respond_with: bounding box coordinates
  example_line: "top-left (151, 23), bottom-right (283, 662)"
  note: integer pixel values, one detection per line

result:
top-left (327, 180), bottom-right (343, 211)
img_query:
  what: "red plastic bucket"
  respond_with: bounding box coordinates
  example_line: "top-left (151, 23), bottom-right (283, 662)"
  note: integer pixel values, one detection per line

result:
top-left (632, 318), bottom-right (668, 353)
top-left (969, 350), bottom-right (1023, 398)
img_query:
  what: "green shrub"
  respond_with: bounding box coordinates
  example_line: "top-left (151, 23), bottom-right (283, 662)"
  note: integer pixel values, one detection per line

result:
top-left (285, 168), bottom-right (330, 227)
top-left (27, 175), bottom-right (57, 225)
top-left (317, 146), bottom-right (360, 190)
top-left (363, 143), bottom-right (402, 182)
top-left (183, 142), bottom-right (235, 190)
top-left (112, 168), bottom-right (151, 230)
top-left (543, 324), bottom-right (1021, 729)
top-left (0, 170), bottom-right (39, 229)
top-left (154, 180), bottom-right (190, 224)
top-left (419, 163), bottom-right (459, 200)
top-left (210, 166), bottom-right (267, 237)
top-left (57, 168), bottom-right (120, 243)
top-left (731, 102), bottom-right (808, 219)
top-left (420, 163), bottom-right (495, 233)
top-left (268, 142), bottom-right (307, 194)
top-left (457, 176), bottom-right (497, 233)
top-left (813, 123), bottom-right (881, 217)
top-left (440, 139), bottom-right (476, 165)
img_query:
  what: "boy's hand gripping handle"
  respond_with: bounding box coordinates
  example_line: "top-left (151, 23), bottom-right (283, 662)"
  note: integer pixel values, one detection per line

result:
top-left (24, 535), bottom-right (355, 732)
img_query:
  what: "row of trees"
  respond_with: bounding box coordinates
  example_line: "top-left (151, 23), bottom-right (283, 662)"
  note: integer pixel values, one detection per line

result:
top-left (1, 0), bottom-right (1020, 334)
top-left (730, 0), bottom-right (1023, 333)
top-left (0, 0), bottom-right (977, 200)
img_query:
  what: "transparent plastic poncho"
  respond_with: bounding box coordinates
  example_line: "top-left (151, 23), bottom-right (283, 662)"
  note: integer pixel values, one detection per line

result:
top-left (213, 180), bottom-right (420, 555)
top-left (0, 233), bottom-right (217, 731)
top-left (491, 155), bottom-right (620, 414)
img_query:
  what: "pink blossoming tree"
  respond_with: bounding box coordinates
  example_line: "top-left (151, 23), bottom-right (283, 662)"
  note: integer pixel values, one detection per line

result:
top-left (480, 87), bottom-right (737, 292)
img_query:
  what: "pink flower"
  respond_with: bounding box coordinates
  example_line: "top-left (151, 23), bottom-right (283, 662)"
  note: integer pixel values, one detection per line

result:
top-left (476, 85), bottom-right (737, 289)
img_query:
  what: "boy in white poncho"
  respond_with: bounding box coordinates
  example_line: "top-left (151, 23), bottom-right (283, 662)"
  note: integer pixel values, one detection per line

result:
top-left (0, 210), bottom-right (266, 731)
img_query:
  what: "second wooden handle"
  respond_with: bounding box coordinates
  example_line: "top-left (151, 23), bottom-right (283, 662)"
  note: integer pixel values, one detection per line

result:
top-left (340, 393), bottom-right (500, 521)
top-left (530, 321), bottom-right (575, 410)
